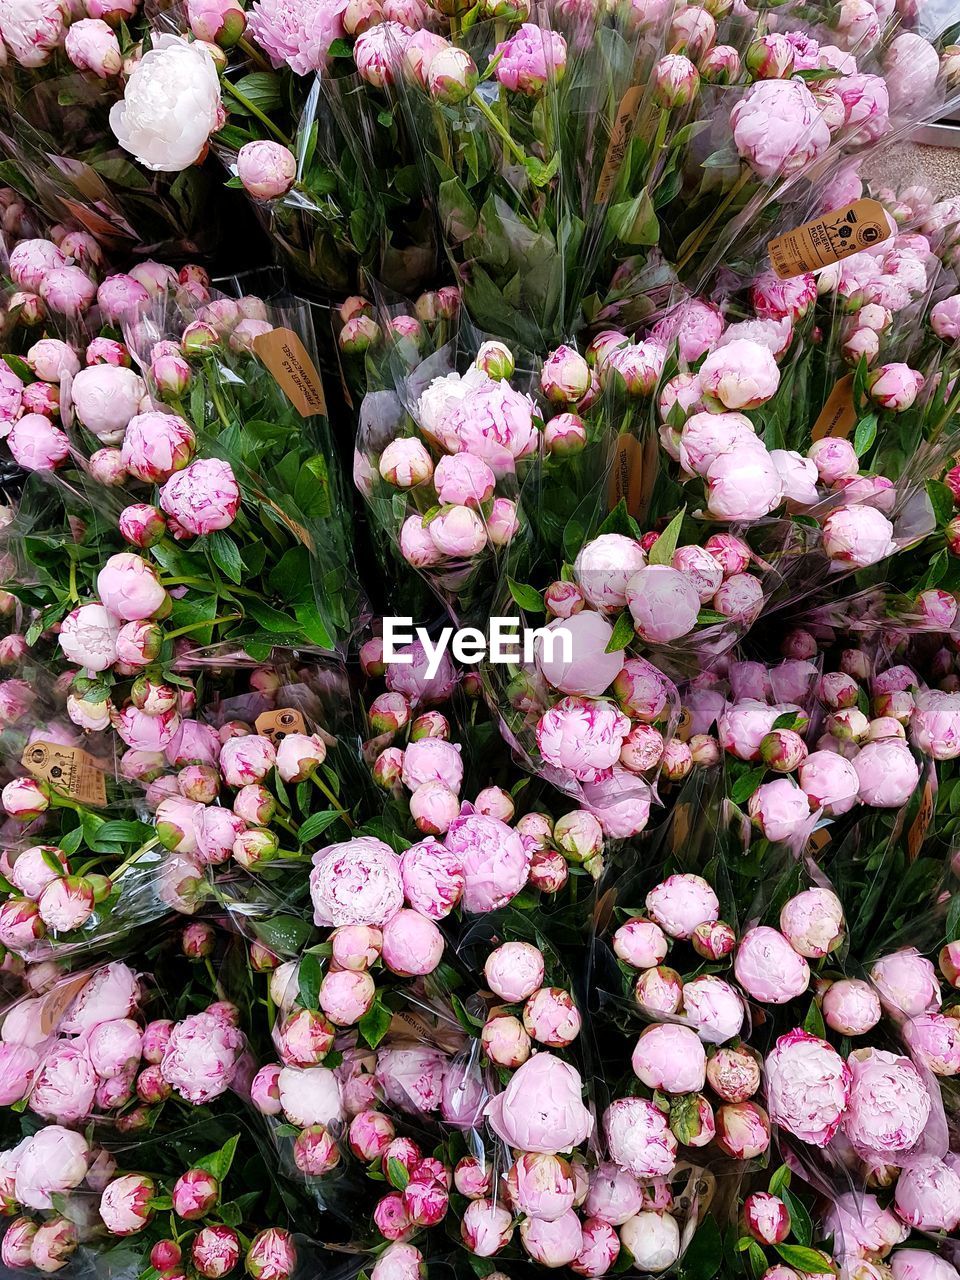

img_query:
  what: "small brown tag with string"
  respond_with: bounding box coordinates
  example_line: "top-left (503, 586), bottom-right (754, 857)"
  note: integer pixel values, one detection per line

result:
top-left (253, 327), bottom-right (327, 417)
top-left (254, 708), bottom-right (307, 745)
top-left (811, 375), bottom-right (857, 441)
top-left (21, 740), bottom-right (106, 807)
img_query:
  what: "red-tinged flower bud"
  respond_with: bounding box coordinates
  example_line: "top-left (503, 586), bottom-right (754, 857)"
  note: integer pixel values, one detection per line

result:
top-left (691, 919), bottom-right (736, 960)
top-left (30, 1217), bottom-right (77, 1271)
top-left (173, 1169), bottom-right (220, 1220)
top-left (544, 412), bottom-right (587, 456)
top-left (475, 340), bottom-right (514, 380)
top-left (179, 764), bottom-right (220, 804)
top-left (374, 1191), bottom-right (412, 1241)
top-left (410, 711), bottom-right (449, 741)
top-left (745, 33), bottom-right (793, 78)
top-left (88, 873), bottom-right (113, 904)
top-left (191, 1225), bottom-right (240, 1279)
top-left (528, 848), bottom-right (568, 893)
top-left (947, 516), bottom-right (960, 556)
top-left (99, 1173), bottom-right (156, 1235)
top-left (349, 1109), bottom-right (396, 1161)
top-left (182, 921), bottom-right (215, 959)
top-left (245, 1228), bottom-right (297, 1280)
top-left (115, 1105), bottom-right (154, 1133)
top-left (373, 747), bottom-right (404, 790)
top-left (250, 941), bottom-right (280, 972)
top-left (232, 829), bottom-right (280, 869)
top-left (293, 1125), bottom-right (340, 1176)
top-left (119, 503), bottom-right (167, 548)
top-left (182, 322), bottom-right (219, 355)
top-left (699, 43), bottom-right (740, 82)
top-left (369, 691), bottom-right (410, 734)
top-left (759, 728), bottom-right (807, 772)
top-left (339, 316), bottom-right (381, 355)
top-left (233, 784), bottom-right (275, 825)
top-left (427, 45), bottom-right (479, 104)
top-left (540, 345), bottom-right (590, 405)
top-left (151, 1242), bottom-right (182, 1271)
top-left (714, 1102), bottom-right (770, 1159)
top-left (652, 54), bottom-right (700, 106)
top-left (137, 1064), bottom-right (172, 1104)
top-left (2, 777), bottom-right (49, 821)
top-left (744, 1192), bottom-right (790, 1245)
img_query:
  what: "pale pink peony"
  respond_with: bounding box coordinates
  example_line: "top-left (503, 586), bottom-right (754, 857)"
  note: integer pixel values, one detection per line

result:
top-left (764, 1028), bottom-right (851, 1146)
top-left (310, 837), bottom-right (403, 928)
top-left (485, 1053), bottom-right (593, 1154)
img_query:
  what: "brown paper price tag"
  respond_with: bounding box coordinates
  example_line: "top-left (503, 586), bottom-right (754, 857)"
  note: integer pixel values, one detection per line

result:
top-left (21, 740), bottom-right (107, 807)
top-left (907, 778), bottom-right (935, 861)
top-left (254, 708), bottom-right (307, 745)
top-left (670, 803), bottom-right (691, 852)
top-left (811, 374), bottom-right (858, 441)
top-left (767, 199), bottom-right (891, 280)
top-left (253, 327), bottom-right (327, 418)
top-left (607, 434), bottom-right (646, 520)
top-left (595, 86), bottom-right (645, 205)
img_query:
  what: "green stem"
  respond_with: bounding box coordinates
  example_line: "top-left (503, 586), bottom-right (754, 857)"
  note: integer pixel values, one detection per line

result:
top-left (165, 614), bottom-right (242, 640)
top-left (647, 108), bottom-right (670, 182)
top-left (470, 90), bottom-right (530, 168)
top-left (310, 773), bottom-right (353, 828)
top-left (222, 79), bottom-right (291, 146)
top-left (676, 169), bottom-right (751, 273)
top-left (68, 558), bottom-right (78, 605)
top-left (929, 369), bottom-right (960, 444)
top-left (111, 838), bottom-right (160, 880)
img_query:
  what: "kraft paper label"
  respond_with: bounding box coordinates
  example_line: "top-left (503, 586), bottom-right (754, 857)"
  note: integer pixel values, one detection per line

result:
top-left (670, 803), bottom-right (691, 852)
top-left (808, 827), bottom-right (832, 853)
top-left (907, 778), bottom-right (935, 861)
top-left (40, 973), bottom-right (91, 1034)
top-left (768, 199), bottom-right (891, 279)
top-left (811, 374), bottom-right (857, 441)
top-left (253, 327), bottom-right (327, 418)
top-left (607, 433), bottom-right (654, 522)
top-left (255, 707), bottom-right (307, 744)
top-left (21, 740), bottom-right (106, 807)
top-left (595, 86), bottom-right (645, 205)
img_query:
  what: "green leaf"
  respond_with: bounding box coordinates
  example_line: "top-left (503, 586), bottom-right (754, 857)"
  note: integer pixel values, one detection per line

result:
top-left (386, 1157), bottom-right (409, 1191)
top-left (294, 455), bottom-right (332, 518)
top-left (781, 1186), bottom-right (813, 1248)
top-left (194, 1135), bottom-right (238, 1183)
top-left (253, 916), bottom-right (313, 956)
top-left (767, 1165), bottom-right (791, 1197)
top-left (697, 609), bottom-right (728, 625)
top-left (507, 578), bottom-right (544, 613)
top-left (208, 531), bottom-right (244, 585)
top-left (731, 767), bottom-right (766, 805)
top-left (245, 600), bottom-right (301, 634)
top-left (946, 893), bottom-right (960, 942)
top-left (327, 37), bottom-right (353, 56)
top-left (677, 1217), bottom-right (722, 1280)
top-left (231, 72), bottom-right (282, 115)
top-left (774, 1246), bottom-right (836, 1275)
top-left (297, 811), bottom-right (343, 845)
top-left (358, 997), bottom-right (392, 1050)
top-left (747, 1242), bottom-right (768, 1280)
top-left (927, 479), bottom-right (956, 529)
top-left (648, 507), bottom-right (685, 566)
top-left (852, 413), bottom-right (877, 458)
top-left (3, 354), bottom-right (32, 381)
top-left (297, 952), bottom-right (323, 1010)
top-left (607, 610), bottom-right (636, 653)
top-left (60, 826), bottom-right (84, 857)
top-left (771, 712), bottom-right (800, 731)
top-left (802, 998), bottom-right (826, 1038)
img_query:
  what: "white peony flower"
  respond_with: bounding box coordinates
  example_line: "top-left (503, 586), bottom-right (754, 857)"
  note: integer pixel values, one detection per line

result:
top-left (109, 35), bottom-right (222, 173)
